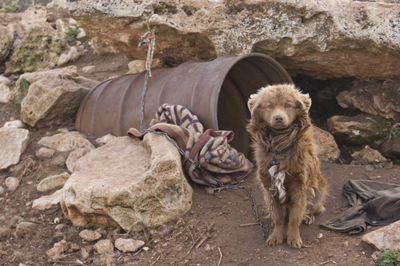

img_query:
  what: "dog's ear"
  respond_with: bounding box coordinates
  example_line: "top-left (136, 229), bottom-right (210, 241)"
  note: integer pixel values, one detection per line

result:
top-left (247, 94), bottom-right (257, 113)
top-left (300, 93), bottom-right (311, 113)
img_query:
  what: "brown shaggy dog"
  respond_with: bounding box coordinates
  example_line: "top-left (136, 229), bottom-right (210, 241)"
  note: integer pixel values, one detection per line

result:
top-left (247, 84), bottom-right (327, 248)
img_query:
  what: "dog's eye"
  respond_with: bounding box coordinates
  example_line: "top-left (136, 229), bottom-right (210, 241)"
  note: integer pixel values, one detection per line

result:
top-left (267, 104), bottom-right (273, 109)
top-left (284, 103), bottom-right (291, 109)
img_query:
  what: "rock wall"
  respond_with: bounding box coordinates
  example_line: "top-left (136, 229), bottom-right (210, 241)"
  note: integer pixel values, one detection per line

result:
top-left (68, 0), bottom-right (400, 78)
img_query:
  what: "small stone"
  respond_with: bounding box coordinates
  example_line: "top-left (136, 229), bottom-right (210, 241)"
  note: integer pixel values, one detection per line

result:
top-left (53, 231), bottom-right (64, 240)
top-left (95, 134), bottom-right (117, 146)
top-left (32, 189), bottom-right (63, 210)
top-left (0, 128), bottom-right (30, 170)
top-left (115, 238), bottom-right (145, 253)
top-left (82, 65), bottom-right (95, 73)
top-left (37, 172), bottom-right (70, 192)
top-left (77, 28), bottom-right (86, 39)
top-left (54, 217), bottom-right (60, 224)
top-left (46, 240), bottom-right (68, 257)
top-left (38, 131), bottom-right (94, 152)
top-left (127, 59), bottom-right (161, 74)
top-left (317, 233), bottom-right (323, 239)
top-left (142, 246), bottom-right (149, 252)
top-left (66, 148), bottom-right (91, 172)
top-left (81, 247), bottom-right (90, 260)
top-left (94, 239), bottom-right (114, 254)
top-left (0, 75), bottom-right (11, 86)
top-left (58, 128), bottom-right (70, 133)
top-left (57, 46), bottom-right (81, 66)
top-left (365, 165), bottom-right (374, 171)
top-left (0, 226), bottom-right (11, 240)
top-left (204, 244), bottom-right (212, 251)
top-left (15, 221), bottom-right (38, 237)
top-left (343, 241), bottom-right (349, 247)
top-left (70, 243), bottom-right (80, 252)
top-left (49, 153), bottom-right (68, 167)
top-left (79, 229), bottom-right (102, 242)
top-left (371, 251), bottom-right (380, 261)
top-left (3, 120), bottom-right (25, 129)
top-left (0, 83), bottom-right (11, 104)
top-left (35, 147), bottom-right (55, 158)
top-left (5, 177), bottom-right (20, 192)
top-left (352, 146), bottom-right (387, 165)
top-left (55, 224), bottom-right (65, 231)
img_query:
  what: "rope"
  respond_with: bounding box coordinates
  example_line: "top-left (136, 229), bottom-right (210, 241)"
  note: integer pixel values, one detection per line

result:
top-left (137, 26), bottom-right (270, 241)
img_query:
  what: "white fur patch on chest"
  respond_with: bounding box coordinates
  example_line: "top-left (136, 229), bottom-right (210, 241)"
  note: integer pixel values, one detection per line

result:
top-left (268, 165), bottom-right (287, 203)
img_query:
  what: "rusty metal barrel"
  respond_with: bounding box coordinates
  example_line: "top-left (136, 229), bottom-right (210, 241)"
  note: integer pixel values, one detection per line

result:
top-left (75, 53), bottom-right (292, 155)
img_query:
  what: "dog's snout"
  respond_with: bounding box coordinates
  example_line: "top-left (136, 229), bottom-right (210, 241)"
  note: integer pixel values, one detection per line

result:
top-left (274, 115), bottom-right (283, 123)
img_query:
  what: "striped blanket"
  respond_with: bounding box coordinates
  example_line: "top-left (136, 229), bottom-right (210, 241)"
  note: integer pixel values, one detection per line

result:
top-left (128, 104), bottom-right (253, 186)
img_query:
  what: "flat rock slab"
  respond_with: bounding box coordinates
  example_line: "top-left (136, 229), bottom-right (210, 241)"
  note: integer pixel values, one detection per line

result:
top-left (362, 220), bottom-right (400, 250)
top-left (38, 131), bottom-right (94, 152)
top-left (32, 189), bottom-right (63, 210)
top-left (0, 128), bottom-right (30, 170)
top-left (61, 134), bottom-right (193, 232)
top-left (115, 238), bottom-right (145, 253)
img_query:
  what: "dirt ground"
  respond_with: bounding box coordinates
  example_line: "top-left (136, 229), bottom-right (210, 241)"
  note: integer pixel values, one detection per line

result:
top-left (1, 12), bottom-right (399, 265)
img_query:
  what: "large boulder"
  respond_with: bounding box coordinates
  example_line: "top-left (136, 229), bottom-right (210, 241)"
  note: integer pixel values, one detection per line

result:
top-left (61, 134), bottom-right (193, 232)
top-left (327, 114), bottom-right (392, 145)
top-left (68, 0), bottom-right (400, 79)
top-left (312, 126), bottom-right (340, 162)
top-left (15, 66), bottom-right (97, 127)
top-left (337, 80), bottom-right (400, 122)
top-left (0, 127), bottom-right (30, 170)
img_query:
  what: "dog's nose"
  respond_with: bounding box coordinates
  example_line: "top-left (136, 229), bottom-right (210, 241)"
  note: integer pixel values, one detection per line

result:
top-left (274, 115), bottom-right (283, 123)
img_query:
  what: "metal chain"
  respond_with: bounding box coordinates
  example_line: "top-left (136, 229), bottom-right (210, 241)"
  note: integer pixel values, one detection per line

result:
top-left (219, 185), bottom-right (270, 240)
top-left (137, 29), bottom-right (270, 241)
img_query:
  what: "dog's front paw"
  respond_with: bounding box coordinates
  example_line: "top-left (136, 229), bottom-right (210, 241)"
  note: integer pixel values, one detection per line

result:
top-left (266, 232), bottom-right (284, 247)
top-left (287, 236), bottom-right (303, 248)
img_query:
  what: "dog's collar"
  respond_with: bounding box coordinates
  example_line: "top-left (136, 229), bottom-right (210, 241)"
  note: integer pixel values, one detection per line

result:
top-left (265, 140), bottom-right (297, 169)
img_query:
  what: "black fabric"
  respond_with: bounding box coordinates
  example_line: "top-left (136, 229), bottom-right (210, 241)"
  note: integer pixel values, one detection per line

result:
top-left (320, 180), bottom-right (400, 235)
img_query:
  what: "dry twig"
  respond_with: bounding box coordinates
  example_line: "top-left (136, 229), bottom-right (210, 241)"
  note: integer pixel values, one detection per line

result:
top-left (149, 255), bottom-right (161, 266)
top-left (195, 234), bottom-right (209, 249)
top-left (317, 260), bottom-right (337, 266)
top-left (239, 223), bottom-right (258, 227)
top-left (217, 247), bottom-right (223, 266)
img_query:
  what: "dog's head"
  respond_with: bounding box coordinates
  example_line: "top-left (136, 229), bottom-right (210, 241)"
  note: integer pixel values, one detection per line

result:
top-left (247, 84), bottom-right (311, 130)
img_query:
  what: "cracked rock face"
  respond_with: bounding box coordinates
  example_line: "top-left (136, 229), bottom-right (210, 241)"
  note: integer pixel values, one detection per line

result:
top-left (337, 80), bottom-right (400, 122)
top-left (15, 66), bottom-right (97, 127)
top-left (312, 126), bottom-right (340, 162)
top-left (60, 134), bottom-right (193, 232)
top-left (327, 114), bottom-right (392, 145)
top-left (68, 0), bottom-right (400, 78)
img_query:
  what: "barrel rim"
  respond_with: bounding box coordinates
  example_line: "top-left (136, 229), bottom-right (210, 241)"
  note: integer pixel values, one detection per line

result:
top-left (211, 52), bottom-right (293, 130)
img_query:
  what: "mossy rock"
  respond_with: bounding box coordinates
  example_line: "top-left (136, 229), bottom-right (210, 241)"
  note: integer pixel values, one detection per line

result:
top-left (327, 114), bottom-right (392, 145)
top-left (5, 26), bottom-right (68, 75)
